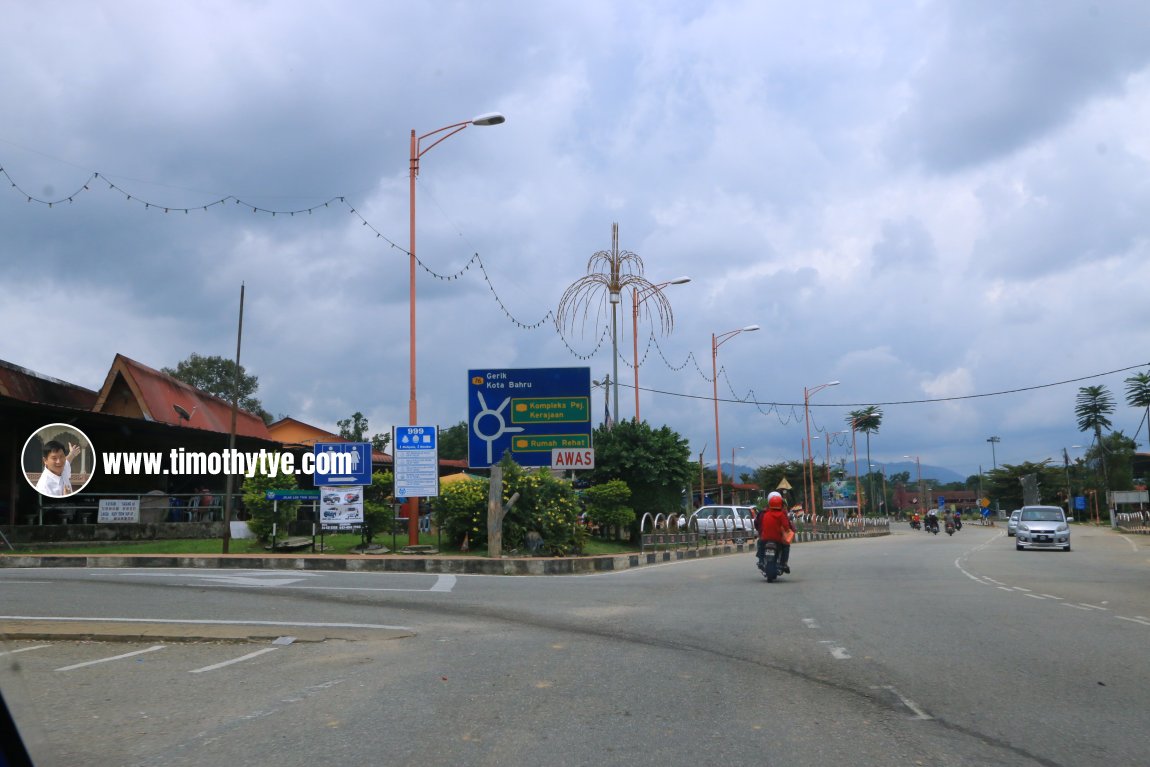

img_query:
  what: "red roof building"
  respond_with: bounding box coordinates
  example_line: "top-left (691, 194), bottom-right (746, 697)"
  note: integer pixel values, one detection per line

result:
top-left (92, 354), bottom-right (271, 439)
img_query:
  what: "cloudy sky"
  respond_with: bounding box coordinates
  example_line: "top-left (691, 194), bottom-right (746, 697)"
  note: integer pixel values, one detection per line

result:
top-left (4, 1), bottom-right (1150, 480)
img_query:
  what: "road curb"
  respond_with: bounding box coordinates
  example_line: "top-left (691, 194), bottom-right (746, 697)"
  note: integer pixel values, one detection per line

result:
top-left (0, 531), bottom-right (888, 575)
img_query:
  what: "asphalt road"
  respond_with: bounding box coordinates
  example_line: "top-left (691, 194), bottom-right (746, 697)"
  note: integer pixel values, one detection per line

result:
top-left (2, 524), bottom-right (1147, 767)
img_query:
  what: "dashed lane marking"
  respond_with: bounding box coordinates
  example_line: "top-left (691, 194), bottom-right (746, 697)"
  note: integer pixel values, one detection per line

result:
top-left (188, 647), bottom-right (280, 674)
top-left (55, 645), bottom-right (165, 671)
top-left (870, 685), bottom-right (933, 720)
top-left (0, 645), bottom-right (50, 656)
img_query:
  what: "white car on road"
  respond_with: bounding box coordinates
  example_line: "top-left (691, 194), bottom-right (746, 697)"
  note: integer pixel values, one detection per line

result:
top-left (1014, 505), bottom-right (1071, 551)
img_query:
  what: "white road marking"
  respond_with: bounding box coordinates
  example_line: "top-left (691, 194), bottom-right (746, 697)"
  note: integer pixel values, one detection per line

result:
top-left (818, 640), bottom-right (850, 659)
top-left (0, 645), bottom-right (50, 656)
top-left (121, 573), bottom-right (310, 587)
top-left (997, 586), bottom-right (1013, 592)
top-left (870, 685), bottom-right (932, 720)
top-left (0, 616), bottom-right (412, 631)
top-left (1011, 587), bottom-right (1032, 592)
top-left (1062, 604), bottom-right (1093, 611)
top-left (1078, 603), bottom-right (1108, 611)
top-left (116, 570), bottom-right (454, 593)
top-left (1116, 616), bottom-right (1150, 627)
top-left (55, 645), bottom-right (165, 671)
top-left (1040, 594), bottom-right (1063, 600)
top-left (428, 574), bottom-right (456, 592)
top-left (1024, 594), bottom-right (1046, 600)
top-left (188, 647), bottom-right (279, 674)
top-left (802, 618), bottom-right (820, 629)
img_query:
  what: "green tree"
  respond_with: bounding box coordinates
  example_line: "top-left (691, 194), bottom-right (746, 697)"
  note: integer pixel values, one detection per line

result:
top-left (1124, 371), bottom-right (1150, 450)
top-left (847, 406), bottom-right (883, 514)
top-left (984, 461), bottom-right (1065, 511)
top-left (438, 421), bottom-right (469, 461)
top-left (750, 461), bottom-right (807, 508)
top-left (336, 412), bottom-right (391, 453)
top-left (588, 420), bottom-right (693, 535)
top-left (163, 353), bottom-right (270, 423)
top-left (1075, 385), bottom-right (1116, 488)
top-left (581, 479), bottom-right (635, 537)
top-left (1085, 431), bottom-right (1136, 493)
top-left (361, 470), bottom-right (395, 546)
top-left (241, 471), bottom-right (297, 542)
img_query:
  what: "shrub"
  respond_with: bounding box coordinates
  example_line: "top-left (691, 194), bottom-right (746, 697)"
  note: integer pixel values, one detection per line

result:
top-left (582, 480), bottom-right (635, 533)
top-left (242, 472), bottom-right (297, 542)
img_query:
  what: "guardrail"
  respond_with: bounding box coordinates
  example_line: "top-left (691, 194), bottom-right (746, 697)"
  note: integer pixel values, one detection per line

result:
top-left (1115, 511), bottom-right (1150, 534)
top-left (639, 511), bottom-right (891, 555)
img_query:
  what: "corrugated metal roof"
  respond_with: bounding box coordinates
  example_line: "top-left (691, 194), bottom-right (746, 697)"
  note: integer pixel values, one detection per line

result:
top-left (93, 354), bottom-right (271, 439)
top-left (0, 359), bottom-right (98, 409)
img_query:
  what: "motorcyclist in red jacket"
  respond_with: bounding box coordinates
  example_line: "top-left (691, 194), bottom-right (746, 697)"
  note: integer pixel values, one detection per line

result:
top-left (757, 491), bottom-right (795, 573)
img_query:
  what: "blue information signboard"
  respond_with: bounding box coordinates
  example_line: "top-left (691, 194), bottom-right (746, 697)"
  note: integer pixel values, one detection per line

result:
top-left (312, 442), bottom-right (372, 486)
top-left (394, 425), bottom-right (439, 497)
top-left (467, 367), bottom-right (592, 468)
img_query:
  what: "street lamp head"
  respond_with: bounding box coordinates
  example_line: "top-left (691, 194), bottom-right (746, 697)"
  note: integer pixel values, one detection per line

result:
top-left (826, 380), bottom-right (840, 387)
top-left (670, 276), bottom-right (692, 285)
top-left (471, 112), bottom-right (506, 126)
top-left (742, 324), bottom-right (761, 332)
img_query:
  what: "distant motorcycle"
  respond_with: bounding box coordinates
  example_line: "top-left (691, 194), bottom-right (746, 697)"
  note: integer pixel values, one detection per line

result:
top-left (910, 519), bottom-right (921, 530)
top-left (926, 516), bottom-right (940, 535)
top-left (945, 519), bottom-right (955, 536)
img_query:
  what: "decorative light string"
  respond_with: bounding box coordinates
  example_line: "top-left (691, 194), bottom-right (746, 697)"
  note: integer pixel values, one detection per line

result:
top-left (6, 161), bottom-right (1145, 420)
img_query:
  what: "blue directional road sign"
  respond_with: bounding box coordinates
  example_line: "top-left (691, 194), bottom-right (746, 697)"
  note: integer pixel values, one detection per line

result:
top-left (468, 367), bottom-right (591, 468)
top-left (312, 442), bottom-right (372, 486)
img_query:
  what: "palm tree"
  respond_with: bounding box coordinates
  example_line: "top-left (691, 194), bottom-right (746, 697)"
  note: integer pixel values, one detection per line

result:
top-left (1124, 371), bottom-right (1150, 450)
top-left (847, 406), bottom-right (882, 514)
top-left (1075, 385), bottom-right (1115, 489)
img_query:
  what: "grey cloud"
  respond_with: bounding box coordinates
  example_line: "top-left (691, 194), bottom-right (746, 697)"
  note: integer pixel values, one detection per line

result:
top-left (870, 217), bottom-right (936, 275)
top-left (887, 1), bottom-right (1150, 172)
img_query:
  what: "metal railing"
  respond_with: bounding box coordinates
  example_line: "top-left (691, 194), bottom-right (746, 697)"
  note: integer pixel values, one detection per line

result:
top-left (27, 492), bottom-right (242, 526)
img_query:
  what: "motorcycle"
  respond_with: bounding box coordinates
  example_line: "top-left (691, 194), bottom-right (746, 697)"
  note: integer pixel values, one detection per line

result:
top-left (953, 517), bottom-right (963, 531)
top-left (945, 519), bottom-right (955, 536)
top-left (926, 517), bottom-right (940, 535)
top-left (910, 518), bottom-right (921, 530)
top-left (757, 541), bottom-right (782, 582)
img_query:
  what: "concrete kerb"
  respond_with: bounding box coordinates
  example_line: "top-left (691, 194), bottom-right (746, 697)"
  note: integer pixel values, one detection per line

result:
top-left (0, 529), bottom-right (887, 575)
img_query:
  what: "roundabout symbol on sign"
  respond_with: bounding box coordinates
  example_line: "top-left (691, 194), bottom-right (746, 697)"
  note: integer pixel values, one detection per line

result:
top-left (472, 392), bottom-right (525, 464)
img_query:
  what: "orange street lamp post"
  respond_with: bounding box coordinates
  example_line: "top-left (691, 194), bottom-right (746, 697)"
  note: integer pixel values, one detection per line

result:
top-left (712, 325), bottom-right (759, 504)
top-left (631, 277), bottom-right (689, 422)
top-left (408, 112), bottom-right (504, 545)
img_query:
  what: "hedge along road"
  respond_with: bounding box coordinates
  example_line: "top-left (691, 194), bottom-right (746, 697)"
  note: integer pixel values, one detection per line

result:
top-left (3, 525), bottom-right (1146, 766)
